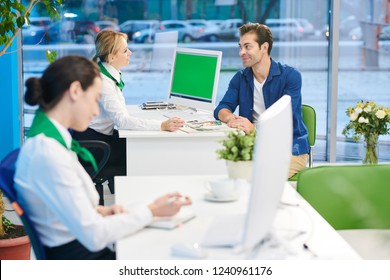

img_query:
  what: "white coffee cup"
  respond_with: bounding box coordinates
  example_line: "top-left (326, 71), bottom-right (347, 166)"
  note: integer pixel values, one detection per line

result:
top-left (206, 179), bottom-right (237, 198)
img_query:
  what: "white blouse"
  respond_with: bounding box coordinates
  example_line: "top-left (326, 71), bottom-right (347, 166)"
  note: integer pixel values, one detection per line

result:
top-left (14, 120), bottom-right (153, 251)
top-left (89, 62), bottom-right (161, 135)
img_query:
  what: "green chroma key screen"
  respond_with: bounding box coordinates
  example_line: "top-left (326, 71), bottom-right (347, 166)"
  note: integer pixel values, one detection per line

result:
top-left (170, 53), bottom-right (218, 102)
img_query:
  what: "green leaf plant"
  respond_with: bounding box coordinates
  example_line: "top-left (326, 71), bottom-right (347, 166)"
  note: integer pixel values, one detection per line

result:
top-left (0, 0), bottom-right (61, 56)
top-left (216, 129), bottom-right (256, 162)
top-left (0, 0), bottom-right (61, 238)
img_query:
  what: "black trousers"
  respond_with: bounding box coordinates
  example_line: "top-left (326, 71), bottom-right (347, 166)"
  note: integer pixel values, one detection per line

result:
top-left (73, 128), bottom-right (126, 177)
top-left (44, 239), bottom-right (116, 260)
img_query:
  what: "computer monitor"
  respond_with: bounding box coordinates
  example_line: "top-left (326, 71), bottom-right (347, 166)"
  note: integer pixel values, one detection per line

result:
top-left (200, 95), bottom-right (293, 251)
top-left (241, 95), bottom-right (292, 251)
top-left (167, 47), bottom-right (222, 112)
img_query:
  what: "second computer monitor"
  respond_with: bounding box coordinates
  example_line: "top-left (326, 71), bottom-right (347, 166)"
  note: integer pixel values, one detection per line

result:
top-left (167, 47), bottom-right (222, 112)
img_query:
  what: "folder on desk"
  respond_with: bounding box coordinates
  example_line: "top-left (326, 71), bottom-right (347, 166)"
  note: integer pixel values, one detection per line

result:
top-left (147, 206), bottom-right (196, 230)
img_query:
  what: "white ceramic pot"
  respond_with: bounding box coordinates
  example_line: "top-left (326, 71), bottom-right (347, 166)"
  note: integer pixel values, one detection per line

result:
top-left (225, 160), bottom-right (253, 182)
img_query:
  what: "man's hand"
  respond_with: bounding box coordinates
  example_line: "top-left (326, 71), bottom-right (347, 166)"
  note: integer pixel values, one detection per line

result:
top-left (227, 116), bottom-right (255, 134)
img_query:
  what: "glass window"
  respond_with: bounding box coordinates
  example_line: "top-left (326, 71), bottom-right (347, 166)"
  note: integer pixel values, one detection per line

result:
top-left (336, 0), bottom-right (390, 162)
top-left (21, 0), bottom-right (390, 164)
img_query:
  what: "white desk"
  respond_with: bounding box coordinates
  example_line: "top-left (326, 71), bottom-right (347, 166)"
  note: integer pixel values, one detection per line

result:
top-left (118, 106), bottom-right (228, 176)
top-left (115, 175), bottom-right (361, 260)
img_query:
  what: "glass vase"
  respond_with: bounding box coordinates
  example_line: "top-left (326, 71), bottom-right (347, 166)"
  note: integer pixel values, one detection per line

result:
top-left (363, 134), bottom-right (379, 164)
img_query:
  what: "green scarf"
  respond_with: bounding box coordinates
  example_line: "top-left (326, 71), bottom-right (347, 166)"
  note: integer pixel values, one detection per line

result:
top-left (28, 110), bottom-right (98, 172)
top-left (98, 61), bottom-right (125, 91)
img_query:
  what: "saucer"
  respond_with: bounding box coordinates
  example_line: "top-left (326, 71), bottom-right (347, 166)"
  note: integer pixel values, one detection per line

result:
top-left (204, 192), bottom-right (239, 202)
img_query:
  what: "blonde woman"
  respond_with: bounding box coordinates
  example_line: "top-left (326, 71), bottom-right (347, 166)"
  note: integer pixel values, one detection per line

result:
top-left (73, 30), bottom-right (184, 185)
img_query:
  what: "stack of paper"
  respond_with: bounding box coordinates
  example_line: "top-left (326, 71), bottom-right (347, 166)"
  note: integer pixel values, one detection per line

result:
top-left (147, 206), bottom-right (196, 230)
top-left (180, 120), bottom-right (233, 133)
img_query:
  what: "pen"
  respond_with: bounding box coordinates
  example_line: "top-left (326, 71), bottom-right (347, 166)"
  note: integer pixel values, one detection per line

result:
top-left (166, 197), bottom-right (180, 205)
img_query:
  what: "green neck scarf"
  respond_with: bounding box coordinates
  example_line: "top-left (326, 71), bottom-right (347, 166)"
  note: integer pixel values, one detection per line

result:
top-left (28, 110), bottom-right (98, 172)
top-left (98, 61), bottom-right (124, 91)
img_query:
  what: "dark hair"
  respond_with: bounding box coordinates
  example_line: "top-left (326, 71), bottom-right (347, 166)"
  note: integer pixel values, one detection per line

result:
top-left (25, 55), bottom-right (100, 111)
top-left (239, 23), bottom-right (273, 55)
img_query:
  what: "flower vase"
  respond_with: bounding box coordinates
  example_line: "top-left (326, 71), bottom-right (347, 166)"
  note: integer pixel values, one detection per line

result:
top-left (363, 134), bottom-right (379, 164)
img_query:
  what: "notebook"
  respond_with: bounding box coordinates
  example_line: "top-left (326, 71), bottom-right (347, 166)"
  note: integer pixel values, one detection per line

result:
top-left (200, 95), bottom-right (293, 250)
top-left (147, 206), bottom-right (196, 230)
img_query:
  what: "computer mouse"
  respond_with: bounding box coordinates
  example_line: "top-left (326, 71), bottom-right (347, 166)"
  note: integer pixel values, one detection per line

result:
top-left (170, 243), bottom-right (207, 259)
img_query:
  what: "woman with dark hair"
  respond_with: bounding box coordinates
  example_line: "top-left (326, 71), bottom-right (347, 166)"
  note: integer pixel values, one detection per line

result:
top-left (14, 55), bottom-right (191, 260)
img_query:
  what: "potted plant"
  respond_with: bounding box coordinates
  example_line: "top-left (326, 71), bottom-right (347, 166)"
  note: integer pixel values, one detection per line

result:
top-left (342, 100), bottom-right (390, 164)
top-left (216, 129), bottom-right (256, 181)
top-left (0, 216), bottom-right (31, 260)
top-left (0, 0), bottom-right (60, 259)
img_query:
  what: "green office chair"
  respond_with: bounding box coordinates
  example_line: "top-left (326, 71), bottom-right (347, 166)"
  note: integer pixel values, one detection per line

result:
top-left (296, 164), bottom-right (390, 230)
top-left (289, 104), bottom-right (316, 181)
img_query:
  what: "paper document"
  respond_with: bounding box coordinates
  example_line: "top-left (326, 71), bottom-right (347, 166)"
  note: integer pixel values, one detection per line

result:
top-left (180, 120), bottom-right (233, 133)
top-left (147, 206), bottom-right (196, 230)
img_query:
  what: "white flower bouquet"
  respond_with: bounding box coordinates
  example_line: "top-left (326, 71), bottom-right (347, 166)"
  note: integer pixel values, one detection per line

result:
top-left (342, 101), bottom-right (390, 163)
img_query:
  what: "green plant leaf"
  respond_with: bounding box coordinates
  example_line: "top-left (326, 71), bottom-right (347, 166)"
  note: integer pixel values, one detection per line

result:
top-left (45, 50), bottom-right (57, 63)
top-left (216, 129), bottom-right (256, 161)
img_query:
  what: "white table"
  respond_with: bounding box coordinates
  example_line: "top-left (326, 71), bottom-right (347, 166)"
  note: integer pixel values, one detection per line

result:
top-left (118, 106), bottom-right (228, 176)
top-left (115, 175), bottom-right (361, 260)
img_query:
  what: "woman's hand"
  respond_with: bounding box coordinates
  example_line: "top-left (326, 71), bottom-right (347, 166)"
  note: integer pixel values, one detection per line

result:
top-left (97, 204), bottom-right (126, 216)
top-left (148, 192), bottom-right (192, 217)
top-left (161, 117), bottom-right (185, 132)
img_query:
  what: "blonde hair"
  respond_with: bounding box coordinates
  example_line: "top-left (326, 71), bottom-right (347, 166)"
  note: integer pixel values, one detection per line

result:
top-left (93, 30), bottom-right (128, 63)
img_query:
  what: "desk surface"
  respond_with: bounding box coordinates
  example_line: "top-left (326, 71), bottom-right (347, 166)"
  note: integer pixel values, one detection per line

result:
top-left (118, 105), bottom-right (229, 138)
top-left (117, 106), bottom-right (229, 176)
top-left (115, 175), bottom-right (361, 260)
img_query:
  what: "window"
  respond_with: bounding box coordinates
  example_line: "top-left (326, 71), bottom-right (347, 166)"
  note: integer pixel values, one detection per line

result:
top-left (21, 0), bottom-right (390, 163)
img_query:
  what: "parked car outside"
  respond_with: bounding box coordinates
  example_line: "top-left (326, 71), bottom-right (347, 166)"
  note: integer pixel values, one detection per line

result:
top-left (297, 18), bottom-right (315, 37)
top-left (95, 20), bottom-right (119, 31)
top-left (186, 19), bottom-right (221, 42)
top-left (379, 25), bottom-right (390, 41)
top-left (322, 16), bottom-right (362, 41)
top-left (217, 18), bottom-right (243, 41)
top-left (22, 17), bottom-right (52, 45)
top-left (132, 20), bottom-right (197, 43)
top-left (119, 20), bottom-right (160, 40)
top-left (46, 19), bottom-right (100, 44)
top-left (265, 18), bottom-right (314, 40)
top-left (207, 19), bottom-right (224, 27)
top-left (348, 26), bottom-right (362, 41)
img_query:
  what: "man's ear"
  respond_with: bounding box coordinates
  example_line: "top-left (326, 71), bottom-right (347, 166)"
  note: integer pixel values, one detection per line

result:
top-left (68, 81), bottom-right (82, 101)
top-left (262, 42), bottom-right (269, 53)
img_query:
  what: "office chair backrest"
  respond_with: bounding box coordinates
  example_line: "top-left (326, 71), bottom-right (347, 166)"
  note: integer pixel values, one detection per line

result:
top-left (77, 140), bottom-right (111, 205)
top-left (302, 104), bottom-right (316, 148)
top-left (297, 164), bottom-right (390, 230)
top-left (0, 148), bottom-right (47, 260)
top-left (288, 104), bottom-right (317, 181)
top-left (77, 140), bottom-right (111, 180)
